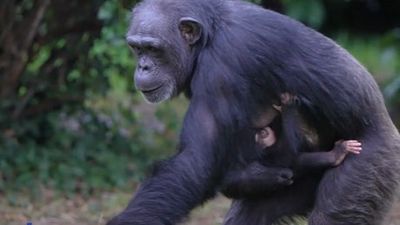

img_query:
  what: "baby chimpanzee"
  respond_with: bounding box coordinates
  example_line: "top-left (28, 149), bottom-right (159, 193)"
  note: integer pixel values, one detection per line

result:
top-left (221, 94), bottom-right (362, 198)
top-left (255, 126), bottom-right (361, 167)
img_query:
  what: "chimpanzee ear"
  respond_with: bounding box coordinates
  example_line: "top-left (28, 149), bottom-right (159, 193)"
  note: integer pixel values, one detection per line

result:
top-left (179, 17), bottom-right (202, 45)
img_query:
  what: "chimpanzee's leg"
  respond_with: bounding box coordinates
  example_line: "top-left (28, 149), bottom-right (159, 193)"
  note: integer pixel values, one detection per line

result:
top-left (223, 176), bottom-right (320, 225)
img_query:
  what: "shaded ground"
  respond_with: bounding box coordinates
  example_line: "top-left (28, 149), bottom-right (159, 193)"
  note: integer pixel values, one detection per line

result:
top-left (1, 191), bottom-right (400, 225)
top-left (0, 191), bottom-right (230, 225)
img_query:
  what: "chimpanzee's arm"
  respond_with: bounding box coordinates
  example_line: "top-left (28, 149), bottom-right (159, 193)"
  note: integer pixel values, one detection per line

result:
top-left (220, 162), bottom-right (293, 198)
top-left (107, 99), bottom-right (231, 225)
top-left (296, 140), bottom-right (361, 169)
top-left (296, 152), bottom-right (338, 168)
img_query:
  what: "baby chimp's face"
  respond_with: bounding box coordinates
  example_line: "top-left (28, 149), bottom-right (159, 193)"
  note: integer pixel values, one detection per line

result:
top-left (255, 127), bottom-right (277, 149)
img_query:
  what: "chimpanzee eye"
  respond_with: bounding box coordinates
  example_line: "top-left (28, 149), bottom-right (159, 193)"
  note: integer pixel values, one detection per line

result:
top-left (146, 46), bottom-right (164, 57)
top-left (129, 44), bottom-right (140, 52)
top-left (147, 46), bottom-right (158, 52)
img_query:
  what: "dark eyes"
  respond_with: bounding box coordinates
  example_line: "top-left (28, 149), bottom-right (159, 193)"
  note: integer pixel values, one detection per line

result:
top-left (129, 45), bottom-right (160, 55)
top-left (129, 45), bottom-right (142, 54)
top-left (146, 46), bottom-right (158, 52)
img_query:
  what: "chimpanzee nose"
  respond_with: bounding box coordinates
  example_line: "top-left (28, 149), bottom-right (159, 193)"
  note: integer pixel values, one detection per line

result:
top-left (138, 57), bottom-right (153, 72)
top-left (138, 63), bottom-right (150, 71)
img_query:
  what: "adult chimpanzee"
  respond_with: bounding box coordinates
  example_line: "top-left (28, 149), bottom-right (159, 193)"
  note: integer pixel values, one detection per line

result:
top-left (107, 0), bottom-right (400, 224)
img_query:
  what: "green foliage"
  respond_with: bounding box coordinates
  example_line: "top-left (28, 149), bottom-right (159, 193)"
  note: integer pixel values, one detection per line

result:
top-left (0, 0), bottom-right (184, 195)
top-left (335, 31), bottom-right (400, 98)
top-left (283, 0), bottom-right (325, 28)
top-left (89, 1), bottom-right (135, 95)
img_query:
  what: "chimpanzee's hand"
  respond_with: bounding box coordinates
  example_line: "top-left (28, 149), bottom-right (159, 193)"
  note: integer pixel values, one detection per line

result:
top-left (272, 92), bottom-right (299, 112)
top-left (246, 162), bottom-right (294, 186)
top-left (275, 168), bottom-right (294, 186)
top-left (331, 140), bottom-right (362, 166)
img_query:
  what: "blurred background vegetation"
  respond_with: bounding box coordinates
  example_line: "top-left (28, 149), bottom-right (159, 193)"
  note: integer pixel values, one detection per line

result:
top-left (0, 0), bottom-right (399, 224)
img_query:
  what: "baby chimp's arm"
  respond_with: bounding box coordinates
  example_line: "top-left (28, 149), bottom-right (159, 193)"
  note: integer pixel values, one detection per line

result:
top-left (220, 162), bottom-right (293, 198)
top-left (296, 140), bottom-right (362, 168)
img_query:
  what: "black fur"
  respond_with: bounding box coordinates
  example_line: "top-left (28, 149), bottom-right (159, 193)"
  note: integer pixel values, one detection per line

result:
top-left (220, 105), bottom-right (355, 200)
top-left (108, 0), bottom-right (400, 225)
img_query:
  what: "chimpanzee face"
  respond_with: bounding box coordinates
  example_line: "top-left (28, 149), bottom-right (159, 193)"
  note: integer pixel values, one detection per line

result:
top-left (127, 8), bottom-right (203, 103)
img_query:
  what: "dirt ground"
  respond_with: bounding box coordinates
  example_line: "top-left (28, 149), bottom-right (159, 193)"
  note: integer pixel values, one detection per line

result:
top-left (0, 192), bottom-right (230, 225)
top-left (1, 191), bottom-right (400, 225)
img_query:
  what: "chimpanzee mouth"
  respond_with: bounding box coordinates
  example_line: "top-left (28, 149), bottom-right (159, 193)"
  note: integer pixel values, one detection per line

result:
top-left (142, 84), bottom-right (163, 94)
